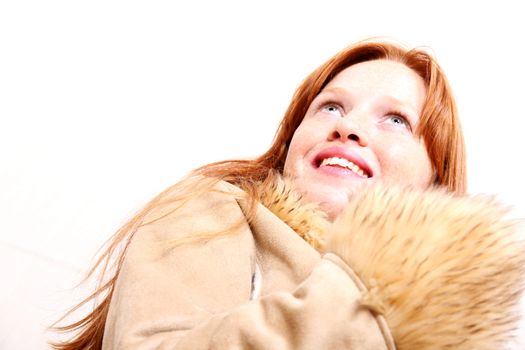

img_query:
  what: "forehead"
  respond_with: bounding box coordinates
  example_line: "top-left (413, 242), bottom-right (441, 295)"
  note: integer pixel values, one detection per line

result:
top-left (324, 59), bottom-right (427, 112)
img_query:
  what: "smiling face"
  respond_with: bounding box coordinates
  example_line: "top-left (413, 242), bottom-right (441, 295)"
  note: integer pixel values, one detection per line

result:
top-left (283, 59), bottom-right (434, 219)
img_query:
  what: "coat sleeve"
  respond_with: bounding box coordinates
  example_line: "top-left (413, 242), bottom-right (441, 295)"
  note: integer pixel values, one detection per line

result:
top-left (101, 181), bottom-right (393, 350)
top-left (326, 185), bottom-right (525, 350)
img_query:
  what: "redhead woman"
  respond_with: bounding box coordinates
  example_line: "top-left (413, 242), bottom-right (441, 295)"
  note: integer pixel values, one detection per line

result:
top-left (53, 40), bottom-right (525, 349)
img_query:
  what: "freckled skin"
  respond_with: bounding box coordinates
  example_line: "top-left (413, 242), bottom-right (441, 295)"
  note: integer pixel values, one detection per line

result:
top-left (283, 60), bottom-right (433, 220)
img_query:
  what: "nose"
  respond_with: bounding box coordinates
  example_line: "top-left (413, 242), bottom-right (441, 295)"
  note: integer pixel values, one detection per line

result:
top-left (327, 116), bottom-right (369, 147)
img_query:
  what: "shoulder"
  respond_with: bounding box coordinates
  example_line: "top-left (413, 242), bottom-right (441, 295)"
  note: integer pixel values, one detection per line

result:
top-left (130, 175), bottom-right (251, 247)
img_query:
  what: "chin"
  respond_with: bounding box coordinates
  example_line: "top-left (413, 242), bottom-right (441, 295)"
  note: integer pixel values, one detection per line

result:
top-left (305, 189), bottom-right (350, 221)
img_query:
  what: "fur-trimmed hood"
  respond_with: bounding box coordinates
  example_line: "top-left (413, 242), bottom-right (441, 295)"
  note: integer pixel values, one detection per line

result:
top-left (259, 175), bottom-right (525, 349)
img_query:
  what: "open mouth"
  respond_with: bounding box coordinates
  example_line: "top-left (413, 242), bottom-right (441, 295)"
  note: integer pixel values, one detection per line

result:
top-left (317, 157), bottom-right (369, 178)
top-left (313, 147), bottom-right (373, 178)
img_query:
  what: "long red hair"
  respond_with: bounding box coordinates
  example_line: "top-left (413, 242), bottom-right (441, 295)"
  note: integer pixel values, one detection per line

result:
top-left (51, 39), bottom-right (466, 349)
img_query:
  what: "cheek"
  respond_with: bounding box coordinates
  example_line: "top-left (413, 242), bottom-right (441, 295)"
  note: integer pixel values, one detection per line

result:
top-left (379, 139), bottom-right (433, 187)
top-left (283, 131), bottom-right (305, 177)
top-left (283, 123), bottom-right (318, 176)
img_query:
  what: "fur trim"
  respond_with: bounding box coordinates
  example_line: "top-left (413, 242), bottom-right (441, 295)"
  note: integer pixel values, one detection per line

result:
top-left (258, 173), bottom-right (328, 250)
top-left (258, 175), bottom-right (525, 347)
top-left (327, 185), bottom-right (525, 349)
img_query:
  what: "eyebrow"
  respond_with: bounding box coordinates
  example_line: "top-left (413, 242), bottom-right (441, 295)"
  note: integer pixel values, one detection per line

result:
top-left (320, 87), bottom-right (420, 120)
top-left (319, 87), bottom-right (347, 97)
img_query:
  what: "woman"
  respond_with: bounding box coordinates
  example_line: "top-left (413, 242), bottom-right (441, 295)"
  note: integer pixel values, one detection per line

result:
top-left (53, 39), bottom-right (524, 349)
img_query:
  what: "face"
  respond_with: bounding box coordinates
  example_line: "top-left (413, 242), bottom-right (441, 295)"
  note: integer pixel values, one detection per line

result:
top-left (283, 59), bottom-right (433, 220)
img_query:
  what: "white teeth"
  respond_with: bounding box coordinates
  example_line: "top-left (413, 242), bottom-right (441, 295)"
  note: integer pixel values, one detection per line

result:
top-left (320, 157), bottom-right (369, 178)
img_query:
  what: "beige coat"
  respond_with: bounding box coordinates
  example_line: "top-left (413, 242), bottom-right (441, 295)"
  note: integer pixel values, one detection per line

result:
top-left (102, 176), bottom-right (525, 349)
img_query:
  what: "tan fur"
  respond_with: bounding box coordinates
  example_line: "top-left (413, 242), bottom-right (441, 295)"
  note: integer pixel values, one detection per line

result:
top-left (258, 173), bottom-right (329, 250)
top-left (260, 176), bottom-right (525, 349)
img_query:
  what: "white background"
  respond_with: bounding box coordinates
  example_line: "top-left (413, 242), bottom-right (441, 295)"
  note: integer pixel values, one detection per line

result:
top-left (1, 1), bottom-right (524, 348)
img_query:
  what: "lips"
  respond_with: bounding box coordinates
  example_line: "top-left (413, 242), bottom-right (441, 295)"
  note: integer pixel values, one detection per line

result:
top-left (313, 146), bottom-right (373, 178)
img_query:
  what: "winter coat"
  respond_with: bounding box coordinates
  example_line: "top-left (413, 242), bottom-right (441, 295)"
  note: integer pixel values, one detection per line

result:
top-left (102, 175), bottom-right (525, 349)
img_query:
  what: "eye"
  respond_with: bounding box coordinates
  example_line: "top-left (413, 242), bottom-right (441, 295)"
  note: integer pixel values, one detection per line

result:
top-left (385, 112), bottom-right (412, 131)
top-left (320, 103), bottom-right (343, 117)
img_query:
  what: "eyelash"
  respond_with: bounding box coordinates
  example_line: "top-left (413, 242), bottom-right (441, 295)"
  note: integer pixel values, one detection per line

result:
top-left (385, 111), bottom-right (412, 131)
top-left (317, 100), bottom-right (413, 132)
top-left (319, 101), bottom-right (343, 115)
